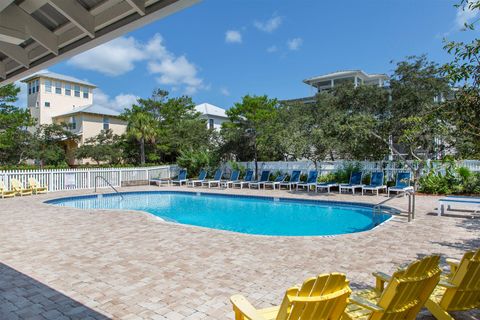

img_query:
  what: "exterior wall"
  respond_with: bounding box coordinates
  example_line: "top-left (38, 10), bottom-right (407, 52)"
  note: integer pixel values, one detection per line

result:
top-left (200, 115), bottom-right (227, 130)
top-left (27, 77), bottom-right (94, 126)
top-left (81, 114), bottom-right (126, 143)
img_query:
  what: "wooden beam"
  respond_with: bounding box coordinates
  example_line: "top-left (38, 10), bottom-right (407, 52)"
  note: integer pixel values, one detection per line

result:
top-left (18, 0), bottom-right (48, 14)
top-left (0, 5), bottom-right (58, 55)
top-left (0, 41), bottom-right (29, 67)
top-left (0, 25), bottom-right (26, 45)
top-left (125, 0), bottom-right (145, 16)
top-left (0, 61), bottom-right (5, 79)
top-left (0, 0), bottom-right (15, 12)
top-left (47, 0), bottom-right (95, 38)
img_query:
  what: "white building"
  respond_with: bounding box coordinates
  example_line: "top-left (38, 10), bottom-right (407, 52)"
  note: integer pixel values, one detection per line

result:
top-left (195, 103), bottom-right (229, 130)
top-left (304, 70), bottom-right (388, 93)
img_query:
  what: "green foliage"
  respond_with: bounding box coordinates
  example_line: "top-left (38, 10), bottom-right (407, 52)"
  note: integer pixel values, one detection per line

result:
top-left (176, 149), bottom-right (219, 177)
top-left (75, 129), bottom-right (123, 165)
top-left (418, 163), bottom-right (480, 194)
top-left (228, 161), bottom-right (247, 177)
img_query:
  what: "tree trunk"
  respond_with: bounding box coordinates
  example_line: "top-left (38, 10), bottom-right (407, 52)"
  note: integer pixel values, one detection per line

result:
top-left (253, 135), bottom-right (258, 179)
top-left (140, 137), bottom-right (145, 165)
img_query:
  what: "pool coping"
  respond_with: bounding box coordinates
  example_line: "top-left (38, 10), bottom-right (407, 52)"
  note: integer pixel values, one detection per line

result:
top-left (43, 190), bottom-right (399, 238)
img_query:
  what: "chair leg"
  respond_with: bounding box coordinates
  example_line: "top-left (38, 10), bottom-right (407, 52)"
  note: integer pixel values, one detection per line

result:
top-left (425, 299), bottom-right (454, 320)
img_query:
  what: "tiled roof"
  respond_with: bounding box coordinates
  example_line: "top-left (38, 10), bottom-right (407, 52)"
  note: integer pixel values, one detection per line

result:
top-left (52, 104), bottom-right (121, 118)
top-left (21, 72), bottom-right (96, 87)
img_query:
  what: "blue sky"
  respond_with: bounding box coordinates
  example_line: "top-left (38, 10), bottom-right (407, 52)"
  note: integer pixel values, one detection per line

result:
top-left (17, 0), bottom-right (479, 111)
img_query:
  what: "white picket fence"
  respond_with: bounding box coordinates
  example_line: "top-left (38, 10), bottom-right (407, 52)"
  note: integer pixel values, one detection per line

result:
top-left (236, 160), bottom-right (480, 180)
top-left (0, 165), bottom-right (176, 192)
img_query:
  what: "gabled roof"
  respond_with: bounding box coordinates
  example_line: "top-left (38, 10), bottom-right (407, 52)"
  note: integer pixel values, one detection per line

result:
top-left (304, 70), bottom-right (388, 85)
top-left (52, 104), bottom-right (121, 118)
top-left (195, 103), bottom-right (228, 118)
top-left (21, 72), bottom-right (96, 87)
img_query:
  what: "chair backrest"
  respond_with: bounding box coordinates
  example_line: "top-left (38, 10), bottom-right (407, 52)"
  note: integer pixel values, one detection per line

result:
top-left (0, 180), bottom-right (5, 191)
top-left (350, 172), bottom-right (362, 185)
top-left (374, 255), bottom-right (441, 320)
top-left (440, 248), bottom-right (480, 311)
top-left (178, 169), bottom-right (187, 180)
top-left (274, 174), bottom-right (286, 182)
top-left (259, 170), bottom-right (271, 182)
top-left (396, 172), bottom-right (411, 188)
top-left (230, 170), bottom-right (240, 181)
top-left (244, 170), bottom-right (254, 182)
top-left (370, 172), bottom-right (384, 187)
top-left (275, 273), bottom-right (351, 320)
top-left (198, 169), bottom-right (207, 180)
top-left (307, 171), bottom-right (318, 184)
top-left (10, 179), bottom-right (22, 190)
top-left (28, 177), bottom-right (38, 188)
top-left (290, 170), bottom-right (301, 183)
top-left (213, 169), bottom-right (223, 180)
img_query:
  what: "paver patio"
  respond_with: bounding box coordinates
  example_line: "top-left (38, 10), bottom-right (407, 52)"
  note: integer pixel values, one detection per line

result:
top-left (0, 186), bottom-right (479, 319)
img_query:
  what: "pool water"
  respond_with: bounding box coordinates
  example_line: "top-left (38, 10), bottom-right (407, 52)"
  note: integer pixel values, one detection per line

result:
top-left (46, 192), bottom-right (392, 236)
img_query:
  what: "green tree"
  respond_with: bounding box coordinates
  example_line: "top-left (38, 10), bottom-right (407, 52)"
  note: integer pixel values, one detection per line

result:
top-left (221, 95), bottom-right (279, 176)
top-left (0, 84), bottom-right (33, 164)
top-left (27, 123), bottom-right (77, 167)
top-left (76, 129), bottom-right (123, 165)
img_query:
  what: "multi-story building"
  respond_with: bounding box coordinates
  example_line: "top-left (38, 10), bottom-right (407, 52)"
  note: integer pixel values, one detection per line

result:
top-left (195, 103), bottom-right (229, 130)
top-left (22, 72), bottom-right (127, 164)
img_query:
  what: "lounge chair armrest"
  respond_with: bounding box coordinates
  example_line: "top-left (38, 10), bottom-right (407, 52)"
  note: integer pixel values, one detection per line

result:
top-left (437, 280), bottom-right (457, 289)
top-left (372, 271), bottom-right (392, 291)
top-left (348, 295), bottom-right (384, 312)
top-left (230, 295), bottom-right (267, 320)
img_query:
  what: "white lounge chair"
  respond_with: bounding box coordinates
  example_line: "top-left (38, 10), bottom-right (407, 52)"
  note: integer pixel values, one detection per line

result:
top-left (249, 170), bottom-right (271, 189)
top-left (202, 169), bottom-right (223, 188)
top-left (279, 170), bottom-right (301, 190)
top-left (316, 182), bottom-right (338, 193)
top-left (222, 170), bottom-right (240, 188)
top-left (232, 170), bottom-right (254, 189)
top-left (171, 169), bottom-right (188, 186)
top-left (297, 170), bottom-right (318, 191)
top-left (187, 169), bottom-right (207, 187)
top-left (387, 172), bottom-right (414, 197)
top-left (263, 174), bottom-right (287, 190)
top-left (361, 172), bottom-right (387, 195)
top-left (339, 172), bottom-right (364, 195)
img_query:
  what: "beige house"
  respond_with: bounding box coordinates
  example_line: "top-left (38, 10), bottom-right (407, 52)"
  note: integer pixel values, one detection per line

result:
top-left (21, 72), bottom-right (127, 164)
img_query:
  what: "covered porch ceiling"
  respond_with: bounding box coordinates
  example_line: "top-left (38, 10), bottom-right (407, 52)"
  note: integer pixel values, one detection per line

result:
top-left (0, 0), bottom-right (199, 85)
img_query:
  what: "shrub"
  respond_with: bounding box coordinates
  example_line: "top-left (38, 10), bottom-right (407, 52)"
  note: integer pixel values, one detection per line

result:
top-left (176, 149), bottom-right (218, 177)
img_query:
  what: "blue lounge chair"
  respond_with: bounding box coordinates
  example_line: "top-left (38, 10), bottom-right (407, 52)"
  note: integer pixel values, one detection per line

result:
top-left (171, 169), bottom-right (188, 186)
top-left (187, 169), bottom-right (207, 187)
top-left (232, 170), bottom-right (254, 189)
top-left (316, 181), bottom-right (338, 193)
top-left (202, 169), bottom-right (223, 188)
top-left (249, 170), bottom-right (271, 189)
top-left (297, 170), bottom-right (318, 191)
top-left (339, 172), bottom-right (364, 194)
top-left (388, 172), bottom-right (414, 197)
top-left (264, 173), bottom-right (287, 190)
top-left (361, 171), bottom-right (387, 195)
top-left (223, 170), bottom-right (240, 188)
top-left (279, 170), bottom-right (301, 190)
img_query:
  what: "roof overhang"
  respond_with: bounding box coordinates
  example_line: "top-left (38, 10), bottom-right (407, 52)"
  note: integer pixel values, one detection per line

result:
top-left (0, 0), bottom-right (200, 85)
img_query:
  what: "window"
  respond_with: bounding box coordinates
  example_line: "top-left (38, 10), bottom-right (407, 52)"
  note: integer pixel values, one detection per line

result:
top-left (35, 79), bottom-right (39, 93)
top-left (45, 79), bottom-right (52, 93)
top-left (74, 85), bottom-right (80, 97)
top-left (44, 101), bottom-right (50, 107)
top-left (70, 116), bottom-right (77, 130)
top-left (55, 81), bottom-right (62, 94)
top-left (103, 116), bottom-right (110, 130)
top-left (82, 86), bottom-right (89, 99)
top-left (28, 82), bottom-right (32, 94)
top-left (65, 83), bottom-right (71, 96)
top-left (31, 81), bottom-right (36, 93)
top-left (208, 119), bottom-right (214, 130)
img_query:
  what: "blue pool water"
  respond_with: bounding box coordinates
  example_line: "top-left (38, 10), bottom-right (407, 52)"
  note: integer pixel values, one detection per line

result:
top-left (46, 192), bottom-right (392, 236)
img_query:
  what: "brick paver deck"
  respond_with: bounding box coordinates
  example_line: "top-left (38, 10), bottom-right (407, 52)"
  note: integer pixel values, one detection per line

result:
top-left (1, 186), bottom-right (479, 319)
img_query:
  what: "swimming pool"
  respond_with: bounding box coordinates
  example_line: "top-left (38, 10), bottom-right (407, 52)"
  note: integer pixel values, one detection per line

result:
top-left (46, 191), bottom-right (393, 236)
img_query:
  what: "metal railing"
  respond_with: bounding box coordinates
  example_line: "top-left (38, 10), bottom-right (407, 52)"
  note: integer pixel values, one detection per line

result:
top-left (373, 190), bottom-right (415, 224)
top-left (94, 176), bottom-right (124, 199)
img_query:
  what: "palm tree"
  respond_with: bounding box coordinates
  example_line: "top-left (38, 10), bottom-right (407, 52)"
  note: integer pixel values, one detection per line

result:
top-left (123, 105), bottom-right (156, 165)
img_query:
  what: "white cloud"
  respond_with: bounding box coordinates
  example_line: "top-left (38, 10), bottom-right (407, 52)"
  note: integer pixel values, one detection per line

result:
top-left (68, 37), bottom-right (146, 76)
top-left (93, 89), bottom-right (138, 112)
top-left (287, 38), bottom-right (303, 51)
top-left (254, 15), bottom-right (283, 33)
top-left (220, 87), bottom-right (230, 96)
top-left (68, 33), bottom-right (206, 95)
top-left (225, 30), bottom-right (242, 43)
top-left (146, 34), bottom-right (206, 95)
top-left (266, 45), bottom-right (278, 53)
top-left (455, 2), bottom-right (479, 29)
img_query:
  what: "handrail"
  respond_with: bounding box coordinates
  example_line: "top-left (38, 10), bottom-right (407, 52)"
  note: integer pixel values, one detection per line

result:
top-left (94, 176), bottom-right (124, 199)
top-left (373, 190), bottom-right (415, 224)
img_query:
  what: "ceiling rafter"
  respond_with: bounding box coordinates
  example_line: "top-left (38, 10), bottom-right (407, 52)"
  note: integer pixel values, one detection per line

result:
top-left (47, 0), bottom-right (95, 38)
top-left (0, 61), bottom-right (6, 79)
top-left (0, 41), bottom-right (29, 67)
top-left (125, 0), bottom-right (146, 16)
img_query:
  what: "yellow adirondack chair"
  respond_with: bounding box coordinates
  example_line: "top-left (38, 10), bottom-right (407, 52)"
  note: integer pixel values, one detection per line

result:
top-left (344, 255), bottom-right (441, 320)
top-left (230, 273), bottom-right (351, 320)
top-left (28, 177), bottom-right (48, 194)
top-left (425, 249), bottom-right (480, 319)
top-left (10, 178), bottom-right (33, 196)
top-left (0, 181), bottom-right (16, 198)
